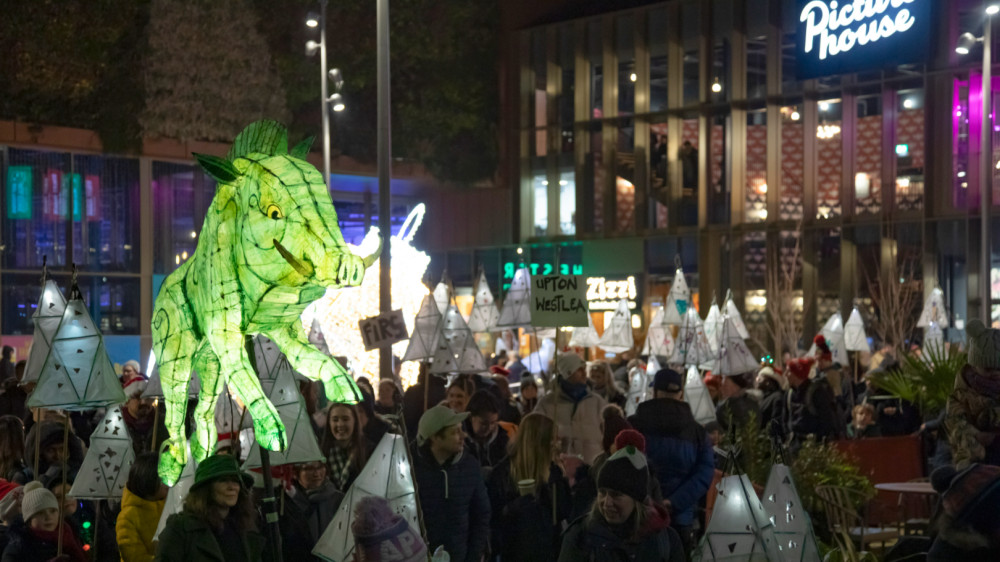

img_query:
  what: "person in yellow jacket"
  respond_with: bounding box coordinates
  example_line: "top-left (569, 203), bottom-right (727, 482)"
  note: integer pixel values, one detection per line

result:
top-left (117, 453), bottom-right (167, 562)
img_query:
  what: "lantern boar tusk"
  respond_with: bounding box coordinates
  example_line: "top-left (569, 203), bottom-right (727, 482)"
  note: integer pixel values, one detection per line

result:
top-left (361, 236), bottom-right (382, 268)
top-left (274, 239), bottom-right (315, 278)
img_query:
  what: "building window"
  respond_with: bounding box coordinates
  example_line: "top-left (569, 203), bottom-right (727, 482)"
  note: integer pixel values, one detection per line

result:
top-left (711, 0), bottom-right (732, 104)
top-left (152, 162), bottom-right (216, 274)
top-left (650, 117), bottom-right (669, 229)
top-left (679, 116), bottom-right (700, 226)
top-left (587, 121), bottom-right (604, 233)
top-left (954, 78), bottom-right (971, 209)
top-left (746, 109), bottom-right (768, 223)
top-left (896, 88), bottom-right (925, 212)
top-left (747, 0), bottom-right (768, 100)
top-left (855, 91), bottom-right (883, 216)
top-left (682, 2), bottom-right (701, 106)
top-left (817, 98), bottom-right (843, 219)
top-left (617, 15), bottom-right (635, 116)
top-left (588, 20), bottom-right (603, 119)
top-left (615, 118), bottom-right (636, 233)
top-left (3, 148), bottom-right (71, 269)
top-left (2, 273), bottom-right (140, 335)
top-left (69, 154), bottom-right (139, 273)
top-left (781, 103), bottom-right (804, 221)
top-left (559, 171), bottom-right (576, 235)
top-left (709, 113), bottom-right (730, 225)
top-left (532, 29), bottom-right (547, 128)
top-left (559, 25), bottom-right (575, 153)
top-left (649, 8), bottom-right (668, 112)
top-left (780, 0), bottom-right (800, 95)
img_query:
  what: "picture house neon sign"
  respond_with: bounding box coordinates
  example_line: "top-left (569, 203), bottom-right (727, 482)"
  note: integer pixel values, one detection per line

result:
top-left (801, 0), bottom-right (917, 61)
top-left (795, 0), bottom-right (930, 79)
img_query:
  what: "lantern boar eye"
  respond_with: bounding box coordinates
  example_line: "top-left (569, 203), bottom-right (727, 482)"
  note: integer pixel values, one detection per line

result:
top-left (266, 204), bottom-right (283, 220)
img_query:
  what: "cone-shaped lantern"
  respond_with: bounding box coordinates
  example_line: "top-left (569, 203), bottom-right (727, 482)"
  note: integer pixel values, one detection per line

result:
top-left (401, 293), bottom-right (443, 361)
top-left (696, 474), bottom-right (782, 561)
top-left (807, 313), bottom-right (850, 366)
top-left (27, 282), bottom-right (126, 410)
top-left (432, 277), bottom-right (451, 316)
top-left (23, 279), bottom-right (68, 385)
top-left (762, 464), bottom-right (822, 562)
top-left (664, 268), bottom-right (691, 325)
top-left (467, 271), bottom-right (501, 333)
top-left (497, 266), bottom-right (532, 328)
top-left (570, 313), bottom-right (601, 348)
top-left (69, 406), bottom-right (135, 500)
top-left (429, 305), bottom-right (487, 375)
top-left (670, 306), bottom-right (713, 367)
top-left (844, 308), bottom-right (870, 353)
top-left (724, 291), bottom-right (751, 340)
top-left (715, 316), bottom-right (761, 377)
top-left (599, 299), bottom-right (635, 353)
top-left (143, 351), bottom-right (201, 399)
top-left (685, 365), bottom-right (717, 425)
top-left (627, 355), bottom-right (658, 416)
top-left (643, 307), bottom-right (676, 358)
top-left (917, 287), bottom-right (948, 329)
top-left (313, 433), bottom-right (420, 561)
top-left (242, 338), bottom-right (323, 468)
top-left (701, 303), bottom-right (724, 373)
top-left (215, 384), bottom-right (253, 449)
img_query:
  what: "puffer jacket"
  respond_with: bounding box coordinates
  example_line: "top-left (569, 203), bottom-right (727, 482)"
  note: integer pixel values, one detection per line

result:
top-left (558, 503), bottom-right (685, 562)
top-left (628, 398), bottom-right (714, 527)
top-left (535, 387), bottom-right (607, 464)
top-left (413, 443), bottom-right (491, 562)
top-left (117, 487), bottom-right (166, 562)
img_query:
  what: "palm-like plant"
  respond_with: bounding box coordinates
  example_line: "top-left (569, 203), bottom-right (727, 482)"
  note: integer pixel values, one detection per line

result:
top-left (869, 345), bottom-right (966, 417)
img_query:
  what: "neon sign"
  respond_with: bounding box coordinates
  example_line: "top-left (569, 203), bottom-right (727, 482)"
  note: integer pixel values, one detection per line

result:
top-left (795, 0), bottom-right (931, 79)
top-left (586, 276), bottom-right (640, 311)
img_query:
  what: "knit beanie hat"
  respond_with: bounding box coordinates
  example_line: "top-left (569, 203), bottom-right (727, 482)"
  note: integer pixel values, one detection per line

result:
top-left (602, 415), bottom-right (633, 453)
top-left (21, 481), bottom-right (58, 523)
top-left (814, 335), bottom-right (832, 360)
top-left (352, 496), bottom-right (428, 562)
top-left (757, 366), bottom-right (788, 391)
top-left (614, 429), bottom-right (646, 454)
top-left (0, 480), bottom-right (22, 522)
top-left (967, 319), bottom-right (1000, 371)
top-left (597, 446), bottom-right (650, 503)
top-left (786, 358), bottom-right (815, 383)
top-left (556, 353), bottom-right (586, 379)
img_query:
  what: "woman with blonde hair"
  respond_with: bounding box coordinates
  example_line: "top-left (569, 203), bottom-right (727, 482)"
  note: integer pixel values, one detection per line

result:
top-left (486, 413), bottom-right (571, 561)
top-left (588, 361), bottom-right (627, 410)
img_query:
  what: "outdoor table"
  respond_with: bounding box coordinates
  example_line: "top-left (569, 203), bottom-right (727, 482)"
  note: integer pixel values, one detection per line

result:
top-left (875, 481), bottom-right (936, 536)
top-left (874, 482), bottom-right (936, 495)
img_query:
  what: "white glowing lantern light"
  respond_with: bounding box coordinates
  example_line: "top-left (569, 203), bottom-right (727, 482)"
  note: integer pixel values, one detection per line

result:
top-left (302, 205), bottom-right (430, 388)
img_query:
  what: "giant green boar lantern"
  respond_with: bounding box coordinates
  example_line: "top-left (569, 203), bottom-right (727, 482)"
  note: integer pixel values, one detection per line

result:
top-left (153, 121), bottom-right (380, 484)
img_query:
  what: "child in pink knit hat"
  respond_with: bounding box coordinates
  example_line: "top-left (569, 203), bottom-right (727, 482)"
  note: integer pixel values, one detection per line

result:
top-left (351, 496), bottom-right (428, 562)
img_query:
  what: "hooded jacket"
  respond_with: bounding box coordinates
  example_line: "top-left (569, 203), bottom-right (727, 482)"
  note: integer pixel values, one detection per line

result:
top-left (558, 503), bottom-right (685, 562)
top-left (535, 384), bottom-right (607, 464)
top-left (24, 421), bottom-right (85, 481)
top-left (116, 486), bottom-right (166, 562)
top-left (628, 398), bottom-right (714, 527)
top-left (412, 443), bottom-right (490, 562)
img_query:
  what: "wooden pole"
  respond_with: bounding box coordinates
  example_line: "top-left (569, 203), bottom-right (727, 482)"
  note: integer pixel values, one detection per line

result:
top-left (245, 336), bottom-right (282, 562)
top-left (32, 408), bottom-right (42, 478)
top-left (93, 499), bottom-right (100, 560)
top-left (151, 399), bottom-right (160, 453)
top-left (57, 416), bottom-right (69, 556)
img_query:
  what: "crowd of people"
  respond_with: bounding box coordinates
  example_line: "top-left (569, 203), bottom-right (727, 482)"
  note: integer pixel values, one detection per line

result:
top-left (0, 326), bottom-right (975, 561)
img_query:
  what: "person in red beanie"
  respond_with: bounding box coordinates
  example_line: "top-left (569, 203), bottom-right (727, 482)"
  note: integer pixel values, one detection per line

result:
top-left (812, 334), bottom-right (850, 423)
top-left (786, 357), bottom-right (842, 447)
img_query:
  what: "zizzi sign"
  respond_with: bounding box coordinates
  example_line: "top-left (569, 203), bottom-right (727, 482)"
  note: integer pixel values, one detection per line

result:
top-left (586, 276), bottom-right (640, 311)
top-left (796, 0), bottom-right (932, 79)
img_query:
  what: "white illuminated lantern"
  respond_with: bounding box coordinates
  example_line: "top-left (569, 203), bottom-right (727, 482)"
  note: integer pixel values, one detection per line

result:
top-left (807, 312), bottom-right (850, 366)
top-left (303, 204), bottom-right (430, 388)
top-left (313, 433), bottom-right (420, 561)
top-left (497, 266), bottom-right (532, 328)
top-left (428, 305), bottom-right (487, 375)
top-left (627, 355), bottom-right (658, 416)
top-left (696, 474), bottom-right (782, 561)
top-left (762, 464), bottom-right (821, 562)
top-left (702, 303), bottom-right (724, 373)
top-left (69, 406), bottom-right (135, 500)
top-left (685, 365), bottom-right (717, 426)
top-left (642, 307), bottom-right (676, 359)
top-left (214, 384), bottom-right (253, 454)
top-left (569, 313), bottom-right (600, 348)
top-left (467, 271), bottom-right (500, 333)
top-left (670, 306), bottom-right (713, 368)
top-left (598, 299), bottom-right (635, 353)
top-left (844, 308), bottom-right (870, 353)
top-left (432, 279), bottom-right (451, 315)
top-left (23, 279), bottom-right (67, 385)
top-left (917, 287), bottom-right (949, 329)
top-left (714, 316), bottom-right (761, 377)
top-left (725, 291), bottom-right (751, 340)
top-left (664, 268), bottom-right (691, 325)
top-left (143, 352), bottom-right (202, 399)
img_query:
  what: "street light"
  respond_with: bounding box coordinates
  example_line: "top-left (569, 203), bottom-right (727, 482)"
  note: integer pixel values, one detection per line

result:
top-left (956, 4), bottom-right (999, 323)
top-left (305, 1), bottom-right (346, 190)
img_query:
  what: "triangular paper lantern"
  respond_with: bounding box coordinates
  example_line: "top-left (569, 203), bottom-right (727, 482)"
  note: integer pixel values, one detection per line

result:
top-left (685, 365), bottom-right (717, 426)
top-left (704, 304), bottom-right (725, 352)
top-left (807, 313), bottom-right (850, 366)
top-left (27, 286), bottom-right (126, 410)
top-left (430, 305), bottom-right (487, 374)
top-left (626, 355), bottom-right (658, 417)
top-left (642, 308), bottom-right (676, 358)
top-left (762, 464), bottom-right (821, 562)
top-left (598, 300), bottom-right (635, 353)
top-left (917, 288), bottom-right (949, 329)
top-left (433, 280), bottom-right (451, 315)
top-left (242, 345), bottom-right (324, 469)
top-left (569, 313), bottom-right (600, 348)
top-left (142, 351), bottom-right (201, 398)
top-left (844, 308), bottom-right (870, 353)
top-left (401, 294), bottom-right (443, 361)
top-left (497, 266), bottom-right (532, 328)
top-left (725, 292), bottom-right (751, 340)
top-left (467, 271), bottom-right (501, 333)
top-left (154, 443), bottom-right (196, 541)
top-left (670, 307), bottom-right (713, 367)
top-left (23, 279), bottom-right (68, 385)
top-left (69, 406), bottom-right (135, 500)
top-left (313, 433), bottom-right (420, 561)
top-left (215, 384), bottom-right (253, 440)
top-left (715, 317), bottom-right (761, 377)
top-left (696, 474), bottom-right (782, 561)
top-left (663, 269), bottom-right (691, 325)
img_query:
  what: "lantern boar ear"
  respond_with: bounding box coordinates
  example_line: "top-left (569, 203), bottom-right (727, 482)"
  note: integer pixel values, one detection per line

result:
top-left (290, 136), bottom-right (315, 159)
top-left (194, 153), bottom-right (239, 183)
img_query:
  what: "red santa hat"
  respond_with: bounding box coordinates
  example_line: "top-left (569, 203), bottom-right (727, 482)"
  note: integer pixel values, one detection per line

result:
top-left (813, 334), bottom-right (832, 361)
top-left (122, 375), bottom-right (148, 398)
top-left (786, 357), bottom-right (816, 383)
top-left (489, 365), bottom-right (510, 377)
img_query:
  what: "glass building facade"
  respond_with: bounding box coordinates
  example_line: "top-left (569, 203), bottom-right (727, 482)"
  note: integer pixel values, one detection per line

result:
top-left (508, 0), bottom-right (1000, 350)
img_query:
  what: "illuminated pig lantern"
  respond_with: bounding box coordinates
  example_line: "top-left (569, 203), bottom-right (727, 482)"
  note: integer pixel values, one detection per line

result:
top-left (152, 121), bottom-right (380, 484)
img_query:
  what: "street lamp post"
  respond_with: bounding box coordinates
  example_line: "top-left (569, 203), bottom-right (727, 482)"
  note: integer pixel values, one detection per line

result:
top-left (306, 1), bottom-right (345, 188)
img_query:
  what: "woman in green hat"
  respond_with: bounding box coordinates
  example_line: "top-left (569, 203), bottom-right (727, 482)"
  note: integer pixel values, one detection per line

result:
top-left (154, 454), bottom-right (264, 562)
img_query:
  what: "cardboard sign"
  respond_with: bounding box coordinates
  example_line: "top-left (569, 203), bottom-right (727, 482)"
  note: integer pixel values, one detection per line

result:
top-left (530, 275), bottom-right (588, 328)
top-left (359, 310), bottom-right (410, 351)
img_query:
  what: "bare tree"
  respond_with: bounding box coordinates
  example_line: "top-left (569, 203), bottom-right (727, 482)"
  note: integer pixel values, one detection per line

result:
top-left (862, 252), bottom-right (922, 353)
top-left (753, 227), bottom-right (807, 359)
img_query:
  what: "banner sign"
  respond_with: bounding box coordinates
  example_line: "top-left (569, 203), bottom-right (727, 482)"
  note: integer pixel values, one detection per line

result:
top-left (358, 310), bottom-right (409, 351)
top-left (530, 275), bottom-right (588, 327)
top-left (796, 0), bottom-right (932, 79)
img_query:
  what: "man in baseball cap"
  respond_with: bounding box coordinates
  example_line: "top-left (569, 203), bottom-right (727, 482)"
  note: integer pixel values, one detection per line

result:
top-left (412, 404), bottom-right (489, 562)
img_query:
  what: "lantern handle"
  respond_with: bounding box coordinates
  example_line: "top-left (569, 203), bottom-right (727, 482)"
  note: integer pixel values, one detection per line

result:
top-left (674, 254), bottom-right (682, 270)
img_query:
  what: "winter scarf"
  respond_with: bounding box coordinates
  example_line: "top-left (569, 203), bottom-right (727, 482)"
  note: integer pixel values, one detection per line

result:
top-left (559, 378), bottom-right (589, 404)
top-left (31, 524), bottom-right (88, 562)
top-left (327, 446), bottom-right (353, 491)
